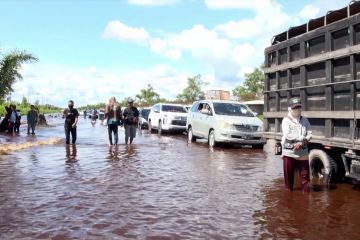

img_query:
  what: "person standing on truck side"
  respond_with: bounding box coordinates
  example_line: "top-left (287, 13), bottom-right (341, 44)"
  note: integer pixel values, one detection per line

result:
top-left (63, 100), bottom-right (79, 145)
top-left (105, 96), bottom-right (122, 146)
top-left (123, 97), bottom-right (139, 145)
top-left (281, 98), bottom-right (312, 192)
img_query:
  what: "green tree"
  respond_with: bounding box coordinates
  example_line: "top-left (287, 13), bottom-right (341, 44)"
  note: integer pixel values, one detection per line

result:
top-left (177, 74), bottom-right (207, 103)
top-left (232, 67), bottom-right (265, 101)
top-left (0, 50), bottom-right (38, 100)
top-left (136, 84), bottom-right (160, 106)
top-left (21, 97), bottom-right (29, 107)
top-left (78, 103), bottom-right (106, 111)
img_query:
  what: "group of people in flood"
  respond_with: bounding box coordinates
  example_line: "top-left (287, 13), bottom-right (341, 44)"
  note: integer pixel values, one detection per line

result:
top-left (1, 96), bottom-right (310, 192)
top-left (0, 104), bottom-right (39, 135)
top-left (63, 97), bottom-right (139, 146)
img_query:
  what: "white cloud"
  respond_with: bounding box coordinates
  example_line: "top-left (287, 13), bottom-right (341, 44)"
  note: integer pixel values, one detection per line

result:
top-left (102, 0), bottom-right (350, 92)
top-left (128, 0), bottom-right (180, 6)
top-left (102, 20), bottom-right (150, 45)
top-left (205, 0), bottom-right (269, 10)
top-left (149, 25), bottom-right (231, 61)
top-left (215, 0), bottom-right (293, 40)
top-left (298, 0), bottom-right (349, 20)
top-left (11, 63), bottom-right (190, 107)
top-left (102, 20), bottom-right (263, 84)
top-left (299, 4), bottom-right (320, 19)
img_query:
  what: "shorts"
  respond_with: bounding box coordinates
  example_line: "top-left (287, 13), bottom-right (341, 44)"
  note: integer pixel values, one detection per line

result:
top-left (125, 124), bottom-right (137, 138)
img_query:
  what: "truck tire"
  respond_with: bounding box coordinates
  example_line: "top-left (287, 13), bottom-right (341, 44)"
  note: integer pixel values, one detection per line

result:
top-left (309, 149), bottom-right (337, 184)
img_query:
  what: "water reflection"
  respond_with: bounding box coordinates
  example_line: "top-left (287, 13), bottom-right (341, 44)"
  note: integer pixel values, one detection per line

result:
top-left (1, 119), bottom-right (360, 239)
top-left (65, 144), bottom-right (77, 162)
top-left (106, 145), bottom-right (138, 162)
top-left (254, 177), bottom-right (360, 239)
top-left (108, 145), bottom-right (120, 161)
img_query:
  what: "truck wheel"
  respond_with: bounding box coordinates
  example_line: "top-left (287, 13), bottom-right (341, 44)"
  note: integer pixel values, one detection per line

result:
top-left (309, 149), bottom-right (337, 184)
top-left (208, 130), bottom-right (217, 148)
top-left (188, 126), bottom-right (196, 142)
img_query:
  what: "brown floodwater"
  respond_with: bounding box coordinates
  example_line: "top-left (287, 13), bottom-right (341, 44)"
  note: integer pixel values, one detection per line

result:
top-left (0, 117), bottom-right (359, 239)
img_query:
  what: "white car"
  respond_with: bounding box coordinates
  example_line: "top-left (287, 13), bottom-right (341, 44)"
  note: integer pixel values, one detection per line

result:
top-left (139, 108), bottom-right (151, 129)
top-left (148, 103), bottom-right (188, 134)
top-left (186, 100), bottom-right (265, 147)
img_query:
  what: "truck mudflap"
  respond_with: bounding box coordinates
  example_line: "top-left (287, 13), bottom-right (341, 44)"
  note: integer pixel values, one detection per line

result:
top-left (342, 153), bottom-right (360, 181)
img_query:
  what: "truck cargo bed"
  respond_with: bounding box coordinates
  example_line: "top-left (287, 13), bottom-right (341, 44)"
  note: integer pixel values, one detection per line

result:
top-left (264, 1), bottom-right (360, 150)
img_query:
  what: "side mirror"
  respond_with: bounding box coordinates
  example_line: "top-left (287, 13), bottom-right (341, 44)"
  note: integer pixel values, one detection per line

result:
top-left (253, 111), bottom-right (258, 117)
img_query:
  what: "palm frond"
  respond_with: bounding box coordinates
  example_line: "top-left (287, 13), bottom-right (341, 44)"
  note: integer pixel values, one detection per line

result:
top-left (0, 50), bottom-right (38, 99)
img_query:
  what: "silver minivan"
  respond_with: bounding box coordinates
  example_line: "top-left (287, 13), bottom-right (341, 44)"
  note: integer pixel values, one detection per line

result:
top-left (186, 100), bottom-right (265, 147)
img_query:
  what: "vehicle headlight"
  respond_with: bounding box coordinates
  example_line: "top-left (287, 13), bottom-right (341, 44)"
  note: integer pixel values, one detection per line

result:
top-left (257, 125), bottom-right (263, 132)
top-left (220, 121), bottom-right (234, 129)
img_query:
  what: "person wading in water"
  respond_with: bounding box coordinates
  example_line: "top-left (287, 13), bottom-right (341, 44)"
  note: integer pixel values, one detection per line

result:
top-left (63, 100), bottom-right (79, 145)
top-left (123, 97), bottom-right (139, 145)
top-left (27, 104), bottom-right (38, 135)
top-left (8, 105), bottom-right (17, 134)
top-left (281, 98), bottom-right (312, 192)
top-left (105, 96), bottom-right (122, 146)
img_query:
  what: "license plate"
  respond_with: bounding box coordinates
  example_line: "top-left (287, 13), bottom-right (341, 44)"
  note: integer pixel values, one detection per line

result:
top-left (352, 160), bottom-right (360, 166)
top-left (244, 135), bottom-right (252, 140)
top-left (350, 160), bottom-right (360, 180)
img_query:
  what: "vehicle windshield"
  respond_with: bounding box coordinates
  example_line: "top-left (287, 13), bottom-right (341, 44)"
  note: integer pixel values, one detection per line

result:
top-left (141, 109), bottom-right (151, 118)
top-left (213, 103), bottom-right (254, 117)
top-left (162, 105), bottom-right (187, 113)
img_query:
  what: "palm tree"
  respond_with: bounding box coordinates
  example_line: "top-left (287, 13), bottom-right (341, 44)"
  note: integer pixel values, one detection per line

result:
top-left (0, 50), bottom-right (38, 100)
top-left (135, 84), bottom-right (160, 106)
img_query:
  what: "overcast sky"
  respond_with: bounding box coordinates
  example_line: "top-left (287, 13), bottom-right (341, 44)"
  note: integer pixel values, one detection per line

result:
top-left (0, 0), bottom-right (349, 107)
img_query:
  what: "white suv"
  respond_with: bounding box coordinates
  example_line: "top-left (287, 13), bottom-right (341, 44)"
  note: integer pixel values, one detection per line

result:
top-left (148, 103), bottom-right (188, 134)
top-left (186, 100), bottom-right (265, 147)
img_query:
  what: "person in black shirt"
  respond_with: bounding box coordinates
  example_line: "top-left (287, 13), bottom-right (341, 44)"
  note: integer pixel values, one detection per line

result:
top-left (123, 97), bottom-right (139, 144)
top-left (63, 100), bottom-right (79, 144)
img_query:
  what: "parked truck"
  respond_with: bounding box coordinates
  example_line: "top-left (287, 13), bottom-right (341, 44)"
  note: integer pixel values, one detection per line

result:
top-left (263, 0), bottom-right (360, 184)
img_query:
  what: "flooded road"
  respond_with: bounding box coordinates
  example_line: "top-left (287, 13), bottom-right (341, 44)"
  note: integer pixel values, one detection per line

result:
top-left (0, 118), bottom-right (360, 239)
